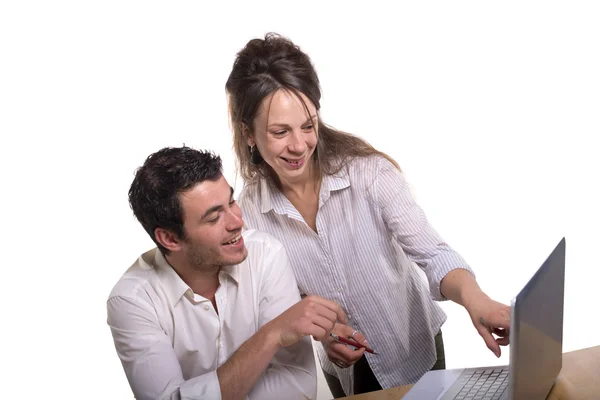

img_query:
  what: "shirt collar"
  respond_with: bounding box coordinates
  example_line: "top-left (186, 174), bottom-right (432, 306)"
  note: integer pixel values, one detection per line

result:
top-left (258, 178), bottom-right (290, 215)
top-left (258, 164), bottom-right (350, 214)
top-left (154, 250), bottom-right (192, 307)
top-left (324, 165), bottom-right (350, 191)
top-left (153, 249), bottom-right (241, 307)
top-left (220, 264), bottom-right (241, 283)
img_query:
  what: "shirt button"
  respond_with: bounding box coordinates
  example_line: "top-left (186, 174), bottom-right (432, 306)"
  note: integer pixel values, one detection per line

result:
top-left (204, 305), bottom-right (210, 311)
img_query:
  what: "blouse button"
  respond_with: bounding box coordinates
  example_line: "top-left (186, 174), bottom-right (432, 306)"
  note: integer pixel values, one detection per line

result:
top-left (204, 305), bottom-right (210, 311)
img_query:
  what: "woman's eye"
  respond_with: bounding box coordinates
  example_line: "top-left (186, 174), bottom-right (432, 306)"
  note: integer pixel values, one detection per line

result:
top-left (303, 125), bottom-right (314, 130)
top-left (273, 130), bottom-right (286, 135)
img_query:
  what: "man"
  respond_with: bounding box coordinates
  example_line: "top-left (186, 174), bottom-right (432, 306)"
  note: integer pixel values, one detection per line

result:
top-left (107, 146), bottom-right (345, 400)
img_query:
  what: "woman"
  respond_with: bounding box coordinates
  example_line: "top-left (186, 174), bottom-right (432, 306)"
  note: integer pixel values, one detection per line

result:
top-left (225, 33), bottom-right (510, 398)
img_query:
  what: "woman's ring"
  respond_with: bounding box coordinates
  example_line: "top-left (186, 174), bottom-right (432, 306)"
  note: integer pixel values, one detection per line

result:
top-left (351, 330), bottom-right (358, 338)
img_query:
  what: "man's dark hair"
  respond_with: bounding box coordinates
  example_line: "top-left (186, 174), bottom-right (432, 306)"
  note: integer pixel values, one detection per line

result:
top-left (128, 146), bottom-right (222, 254)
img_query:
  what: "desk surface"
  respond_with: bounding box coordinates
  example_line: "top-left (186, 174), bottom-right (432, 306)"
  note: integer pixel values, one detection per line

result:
top-left (339, 345), bottom-right (600, 400)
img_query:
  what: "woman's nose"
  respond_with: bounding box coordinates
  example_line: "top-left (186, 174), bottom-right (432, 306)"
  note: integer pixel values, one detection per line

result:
top-left (287, 130), bottom-right (307, 153)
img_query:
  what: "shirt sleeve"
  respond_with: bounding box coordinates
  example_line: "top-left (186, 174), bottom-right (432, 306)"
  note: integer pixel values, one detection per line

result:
top-left (370, 157), bottom-right (476, 301)
top-left (248, 237), bottom-right (318, 400)
top-left (107, 294), bottom-right (222, 400)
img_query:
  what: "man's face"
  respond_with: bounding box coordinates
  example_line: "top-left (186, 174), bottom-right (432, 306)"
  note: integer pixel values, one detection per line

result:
top-left (177, 175), bottom-right (247, 269)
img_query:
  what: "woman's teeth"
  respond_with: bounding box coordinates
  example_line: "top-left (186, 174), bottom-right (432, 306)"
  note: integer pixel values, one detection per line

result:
top-left (283, 157), bottom-right (303, 166)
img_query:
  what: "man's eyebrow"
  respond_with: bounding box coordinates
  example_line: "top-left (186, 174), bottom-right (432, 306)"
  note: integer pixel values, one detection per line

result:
top-left (201, 204), bottom-right (223, 220)
top-left (201, 187), bottom-right (234, 220)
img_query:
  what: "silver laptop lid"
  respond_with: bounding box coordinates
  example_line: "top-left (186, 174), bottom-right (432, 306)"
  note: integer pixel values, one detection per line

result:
top-left (507, 237), bottom-right (566, 399)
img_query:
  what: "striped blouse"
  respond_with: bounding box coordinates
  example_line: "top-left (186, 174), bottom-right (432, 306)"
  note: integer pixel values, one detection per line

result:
top-left (237, 155), bottom-right (475, 396)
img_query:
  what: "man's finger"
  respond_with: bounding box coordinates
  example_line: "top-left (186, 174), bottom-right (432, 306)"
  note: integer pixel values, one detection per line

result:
top-left (306, 296), bottom-right (347, 325)
top-left (306, 325), bottom-right (327, 342)
top-left (311, 314), bottom-right (336, 335)
top-left (313, 304), bottom-right (338, 326)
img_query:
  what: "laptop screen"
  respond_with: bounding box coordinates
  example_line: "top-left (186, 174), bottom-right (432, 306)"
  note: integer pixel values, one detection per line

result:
top-left (508, 238), bottom-right (565, 398)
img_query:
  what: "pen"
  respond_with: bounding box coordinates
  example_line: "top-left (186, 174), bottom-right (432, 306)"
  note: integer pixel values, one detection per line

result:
top-left (330, 333), bottom-right (379, 355)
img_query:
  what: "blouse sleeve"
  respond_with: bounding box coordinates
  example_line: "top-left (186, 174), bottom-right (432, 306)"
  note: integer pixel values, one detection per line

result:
top-left (369, 157), bottom-right (476, 301)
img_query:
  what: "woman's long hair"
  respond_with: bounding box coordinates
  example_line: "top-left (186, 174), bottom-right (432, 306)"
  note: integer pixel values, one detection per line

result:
top-left (225, 32), bottom-right (399, 183)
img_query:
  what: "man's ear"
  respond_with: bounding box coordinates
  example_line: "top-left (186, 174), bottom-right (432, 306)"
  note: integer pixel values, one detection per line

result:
top-left (155, 227), bottom-right (182, 252)
top-left (242, 123), bottom-right (255, 147)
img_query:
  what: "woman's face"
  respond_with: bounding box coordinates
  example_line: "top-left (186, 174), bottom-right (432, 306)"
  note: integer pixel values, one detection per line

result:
top-left (248, 89), bottom-right (318, 185)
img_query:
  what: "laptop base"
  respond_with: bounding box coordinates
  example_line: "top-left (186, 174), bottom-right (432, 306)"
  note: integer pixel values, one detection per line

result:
top-left (440, 366), bottom-right (509, 400)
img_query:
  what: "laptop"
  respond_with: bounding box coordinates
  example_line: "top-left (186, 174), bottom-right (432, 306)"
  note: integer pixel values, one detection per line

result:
top-left (403, 237), bottom-right (566, 400)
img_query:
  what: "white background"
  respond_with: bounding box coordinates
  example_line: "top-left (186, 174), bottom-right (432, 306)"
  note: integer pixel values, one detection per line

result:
top-left (1, 1), bottom-right (598, 399)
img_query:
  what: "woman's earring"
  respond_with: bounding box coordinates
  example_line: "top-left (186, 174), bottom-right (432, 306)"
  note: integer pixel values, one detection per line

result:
top-left (250, 145), bottom-right (263, 165)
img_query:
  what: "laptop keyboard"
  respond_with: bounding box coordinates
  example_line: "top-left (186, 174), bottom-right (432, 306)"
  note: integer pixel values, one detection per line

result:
top-left (450, 368), bottom-right (509, 399)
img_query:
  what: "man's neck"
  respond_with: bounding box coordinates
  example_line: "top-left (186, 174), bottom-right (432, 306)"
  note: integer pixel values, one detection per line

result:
top-left (165, 254), bottom-right (220, 301)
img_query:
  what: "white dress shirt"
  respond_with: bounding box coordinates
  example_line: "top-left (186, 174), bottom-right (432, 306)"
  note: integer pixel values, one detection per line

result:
top-left (107, 229), bottom-right (317, 400)
top-left (237, 155), bottom-right (476, 396)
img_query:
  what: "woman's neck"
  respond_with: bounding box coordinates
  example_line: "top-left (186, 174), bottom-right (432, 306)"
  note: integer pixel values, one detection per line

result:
top-left (274, 162), bottom-right (321, 199)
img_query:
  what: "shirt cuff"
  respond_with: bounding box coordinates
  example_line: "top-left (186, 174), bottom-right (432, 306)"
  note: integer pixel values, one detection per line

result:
top-left (428, 252), bottom-right (476, 301)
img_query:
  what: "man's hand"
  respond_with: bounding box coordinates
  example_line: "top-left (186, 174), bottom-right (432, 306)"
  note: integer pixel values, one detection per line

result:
top-left (323, 323), bottom-right (368, 369)
top-left (465, 293), bottom-right (511, 358)
top-left (264, 295), bottom-right (347, 348)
